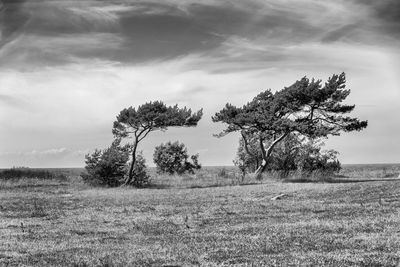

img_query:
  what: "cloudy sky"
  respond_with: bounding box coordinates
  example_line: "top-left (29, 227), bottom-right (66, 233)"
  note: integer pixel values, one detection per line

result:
top-left (0, 0), bottom-right (399, 167)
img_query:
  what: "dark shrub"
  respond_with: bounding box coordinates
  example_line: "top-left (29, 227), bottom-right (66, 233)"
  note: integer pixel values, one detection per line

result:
top-left (82, 138), bottom-right (130, 187)
top-left (129, 151), bottom-right (150, 187)
top-left (82, 138), bottom-right (149, 187)
top-left (153, 141), bottom-right (201, 175)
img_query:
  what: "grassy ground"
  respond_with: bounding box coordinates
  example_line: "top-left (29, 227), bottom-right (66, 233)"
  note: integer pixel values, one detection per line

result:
top-left (1, 167), bottom-right (400, 266)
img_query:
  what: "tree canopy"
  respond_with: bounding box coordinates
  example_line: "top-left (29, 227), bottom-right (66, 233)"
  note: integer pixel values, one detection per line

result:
top-left (113, 101), bottom-right (203, 185)
top-left (213, 73), bottom-right (367, 175)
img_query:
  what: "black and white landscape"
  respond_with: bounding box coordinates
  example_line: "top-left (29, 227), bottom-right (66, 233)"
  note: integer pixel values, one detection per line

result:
top-left (0, 0), bottom-right (399, 266)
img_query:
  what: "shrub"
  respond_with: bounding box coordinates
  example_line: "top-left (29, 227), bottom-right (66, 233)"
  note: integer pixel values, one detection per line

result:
top-left (81, 138), bottom-right (131, 187)
top-left (234, 133), bottom-right (341, 178)
top-left (153, 141), bottom-right (201, 175)
top-left (82, 138), bottom-right (150, 187)
top-left (296, 141), bottom-right (341, 177)
top-left (129, 151), bottom-right (150, 187)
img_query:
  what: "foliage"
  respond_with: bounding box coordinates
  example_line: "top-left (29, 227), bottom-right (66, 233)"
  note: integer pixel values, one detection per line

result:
top-left (0, 167), bottom-right (66, 180)
top-left (213, 73), bottom-right (367, 175)
top-left (295, 139), bottom-right (341, 176)
top-left (153, 141), bottom-right (201, 175)
top-left (130, 151), bottom-right (150, 187)
top-left (81, 138), bottom-right (131, 187)
top-left (233, 133), bottom-right (264, 176)
top-left (113, 101), bottom-right (203, 185)
top-left (234, 133), bottom-right (341, 178)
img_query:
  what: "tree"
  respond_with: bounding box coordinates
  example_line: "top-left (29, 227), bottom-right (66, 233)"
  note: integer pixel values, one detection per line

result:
top-left (153, 141), bottom-right (201, 175)
top-left (113, 101), bottom-right (203, 185)
top-left (213, 73), bottom-right (367, 176)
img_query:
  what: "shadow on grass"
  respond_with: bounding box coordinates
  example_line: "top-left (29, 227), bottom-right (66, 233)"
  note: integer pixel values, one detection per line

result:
top-left (141, 181), bottom-right (263, 190)
top-left (285, 177), bottom-right (400, 184)
top-left (13, 182), bottom-right (69, 188)
top-left (188, 182), bottom-right (261, 189)
top-left (142, 183), bottom-right (171, 189)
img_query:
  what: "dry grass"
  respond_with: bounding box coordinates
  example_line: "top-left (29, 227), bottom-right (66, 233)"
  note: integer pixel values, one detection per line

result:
top-left (339, 164), bottom-right (400, 178)
top-left (1, 166), bottom-right (400, 266)
top-left (147, 167), bottom-right (262, 189)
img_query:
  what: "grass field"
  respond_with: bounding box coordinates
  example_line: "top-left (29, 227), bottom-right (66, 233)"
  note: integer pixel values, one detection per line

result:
top-left (1, 165), bottom-right (400, 266)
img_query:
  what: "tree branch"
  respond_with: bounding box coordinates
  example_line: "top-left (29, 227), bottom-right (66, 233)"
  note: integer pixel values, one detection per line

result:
top-left (312, 117), bottom-right (346, 128)
top-left (264, 132), bottom-right (289, 157)
top-left (138, 128), bottom-right (152, 142)
top-left (259, 135), bottom-right (267, 160)
top-left (241, 131), bottom-right (256, 158)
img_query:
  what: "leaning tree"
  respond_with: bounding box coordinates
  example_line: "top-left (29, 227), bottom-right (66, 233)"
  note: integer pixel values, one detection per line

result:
top-left (113, 101), bottom-right (202, 185)
top-left (212, 73), bottom-right (368, 176)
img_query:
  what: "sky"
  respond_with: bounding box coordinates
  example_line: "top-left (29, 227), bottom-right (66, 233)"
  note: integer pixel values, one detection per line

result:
top-left (0, 0), bottom-right (399, 168)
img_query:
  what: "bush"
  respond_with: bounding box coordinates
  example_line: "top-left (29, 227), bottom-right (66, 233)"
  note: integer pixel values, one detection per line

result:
top-left (81, 138), bottom-right (131, 187)
top-left (296, 141), bottom-right (341, 177)
top-left (129, 151), bottom-right (150, 187)
top-left (234, 133), bottom-right (341, 178)
top-left (153, 141), bottom-right (201, 175)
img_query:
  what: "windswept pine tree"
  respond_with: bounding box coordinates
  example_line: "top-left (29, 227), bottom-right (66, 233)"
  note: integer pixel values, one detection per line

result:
top-left (213, 73), bottom-right (367, 176)
top-left (113, 101), bottom-right (203, 186)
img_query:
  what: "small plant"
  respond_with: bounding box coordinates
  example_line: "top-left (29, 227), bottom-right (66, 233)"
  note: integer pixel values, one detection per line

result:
top-left (153, 141), bottom-right (201, 175)
top-left (217, 168), bottom-right (229, 178)
top-left (30, 198), bottom-right (48, 218)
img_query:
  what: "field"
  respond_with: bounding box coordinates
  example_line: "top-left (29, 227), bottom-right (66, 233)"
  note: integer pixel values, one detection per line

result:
top-left (1, 165), bottom-right (400, 266)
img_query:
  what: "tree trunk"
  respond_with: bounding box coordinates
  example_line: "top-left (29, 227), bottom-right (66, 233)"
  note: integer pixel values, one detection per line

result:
top-left (254, 133), bottom-right (289, 177)
top-left (123, 139), bottom-right (138, 186)
top-left (255, 159), bottom-right (268, 176)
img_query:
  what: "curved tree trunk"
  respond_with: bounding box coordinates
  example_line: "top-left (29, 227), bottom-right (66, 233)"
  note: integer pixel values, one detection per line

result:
top-left (255, 159), bottom-right (268, 177)
top-left (123, 139), bottom-right (138, 186)
top-left (254, 132), bottom-right (289, 178)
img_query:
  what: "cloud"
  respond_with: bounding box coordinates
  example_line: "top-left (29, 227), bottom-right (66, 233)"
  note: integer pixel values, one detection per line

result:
top-left (2, 0), bottom-right (398, 71)
top-left (0, 0), bottom-right (30, 47)
top-left (346, 0), bottom-right (400, 41)
top-left (351, 0), bottom-right (400, 25)
top-left (0, 32), bottom-right (122, 69)
top-left (0, 93), bottom-right (26, 107)
top-left (321, 24), bottom-right (360, 43)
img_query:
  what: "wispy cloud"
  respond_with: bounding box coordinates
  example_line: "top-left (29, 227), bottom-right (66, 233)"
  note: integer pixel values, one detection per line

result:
top-left (1, 0), bottom-right (399, 71)
top-left (0, 93), bottom-right (25, 107)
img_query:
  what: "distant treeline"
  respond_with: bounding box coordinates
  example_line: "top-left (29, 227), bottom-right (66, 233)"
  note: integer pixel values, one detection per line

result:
top-left (0, 167), bottom-right (67, 180)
